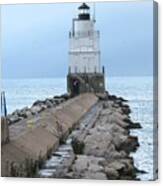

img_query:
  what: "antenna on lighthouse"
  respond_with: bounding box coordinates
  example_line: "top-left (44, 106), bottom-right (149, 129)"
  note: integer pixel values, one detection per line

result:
top-left (93, 2), bottom-right (96, 23)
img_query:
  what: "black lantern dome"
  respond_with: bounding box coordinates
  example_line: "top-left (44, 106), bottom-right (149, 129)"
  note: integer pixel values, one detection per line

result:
top-left (78, 3), bottom-right (90, 20)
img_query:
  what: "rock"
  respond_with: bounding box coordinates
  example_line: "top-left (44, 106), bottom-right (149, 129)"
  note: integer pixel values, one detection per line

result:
top-left (102, 101), bottom-right (114, 109)
top-left (114, 99), bottom-right (123, 107)
top-left (33, 98), bottom-right (55, 108)
top-left (100, 109), bottom-right (112, 116)
top-left (48, 99), bottom-right (57, 106)
top-left (115, 107), bottom-right (124, 114)
top-left (128, 122), bottom-right (142, 129)
top-left (9, 107), bottom-right (32, 120)
top-left (108, 95), bottom-right (117, 101)
top-left (113, 111), bottom-right (129, 121)
top-left (119, 159), bottom-right (135, 175)
top-left (72, 155), bottom-right (106, 179)
top-left (71, 138), bottom-right (85, 154)
top-left (45, 99), bottom-right (54, 108)
top-left (84, 171), bottom-right (107, 180)
top-left (12, 109), bottom-right (20, 116)
top-left (107, 161), bottom-right (126, 171)
top-left (8, 115), bottom-right (21, 123)
top-left (135, 168), bottom-right (147, 174)
top-left (54, 98), bottom-right (64, 104)
top-left (111, 134), bottom-right (127, 150)
top-left (53, 95), bottom-right (62, 99)
top-left (113, 103), bottom-right (121, 108)
top-left (88, 163), bottom-right (103, 172)
top-left (60, 93), bottom-right (70, 100)
top-left (119, 151), bottom-right (128, 158)
top-left (105, 167), bottom-right (119, 179)
top-left (25, 110), bottom-right (32, 117)
top-left (40, 104), bottom-right (47, 110)
top-left (108, 123), bottom-right (127, 135)
top-left (64, 172), bottom-right (74, 179)
top-left (84, 130), bottom-right (113, 156)
top-left (17, 107), bottom-right (29, 118)
top-left (32, 100), bottom-right (45, 106)
top-left (121, 105), bottom-right (131, 115)
top-left (72, 155), bottom-right (89, 173)
top-left (30, 105), bottom-right (43, 114)
top-left (123, 117), bottom-right (132, 124)
top-left (118, 97), bottom-right (128, 102)
top-left (118, 136), bottom-right (139, 153)
top-left (21, 106), bottom-right (29, 111)
top-left (105, 148), bottom-right (123, 160)
top-left (108, 115), bottom-right (129, 128)
top-left (6, 114), bottom-right (12, 121)
top-left (96, 93), bottom-right (108, 100)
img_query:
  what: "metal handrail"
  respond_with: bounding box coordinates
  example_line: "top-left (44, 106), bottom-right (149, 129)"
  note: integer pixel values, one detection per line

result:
top-left (1, 91), bottom-right (7, 117)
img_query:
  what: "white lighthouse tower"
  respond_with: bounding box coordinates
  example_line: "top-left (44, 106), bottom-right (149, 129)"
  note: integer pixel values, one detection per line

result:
top-left (67, 3), bottom-right (105, 96)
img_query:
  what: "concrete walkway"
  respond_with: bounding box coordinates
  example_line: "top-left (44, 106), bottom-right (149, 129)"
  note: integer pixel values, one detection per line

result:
top-left (1, 93), bottom-right (98, 177)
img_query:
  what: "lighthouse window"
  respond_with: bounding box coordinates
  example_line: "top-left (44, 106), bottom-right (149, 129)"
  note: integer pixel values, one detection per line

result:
top-left (79, 9), bottom-right (89, 15)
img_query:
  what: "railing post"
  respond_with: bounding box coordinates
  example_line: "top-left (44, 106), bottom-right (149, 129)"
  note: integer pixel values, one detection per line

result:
top-left (1, 91), bottom-right (9, 145)
top-left (1, 91), bottom-right (7, 117)
top-left (102, 66), bottom-right (105, 74)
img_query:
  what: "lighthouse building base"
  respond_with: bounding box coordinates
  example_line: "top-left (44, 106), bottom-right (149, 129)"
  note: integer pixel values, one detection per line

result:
top-left (67, 73), bottom-right (105, 96)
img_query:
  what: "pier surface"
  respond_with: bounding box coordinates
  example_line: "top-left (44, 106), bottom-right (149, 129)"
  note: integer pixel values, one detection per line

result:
top-left (1, 93), bottom-right (141, 179)
top-left (1, 93), bottom-right (98, 177)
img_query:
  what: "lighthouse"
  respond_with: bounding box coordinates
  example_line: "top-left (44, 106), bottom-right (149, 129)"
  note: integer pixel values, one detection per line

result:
top-left (67, 3), bottom-right (105, 96)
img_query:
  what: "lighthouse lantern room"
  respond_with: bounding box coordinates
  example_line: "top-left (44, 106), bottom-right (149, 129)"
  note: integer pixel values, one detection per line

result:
top-left (67, 3), bottom-right (105, 96)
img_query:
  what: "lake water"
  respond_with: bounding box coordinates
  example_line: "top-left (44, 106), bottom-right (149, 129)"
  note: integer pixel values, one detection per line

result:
top-left (1, 76), bottom-right (156, 180)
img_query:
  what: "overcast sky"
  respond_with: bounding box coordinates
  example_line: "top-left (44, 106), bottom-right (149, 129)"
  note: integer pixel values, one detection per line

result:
top-left (1, 1), bottom-right (154, 78)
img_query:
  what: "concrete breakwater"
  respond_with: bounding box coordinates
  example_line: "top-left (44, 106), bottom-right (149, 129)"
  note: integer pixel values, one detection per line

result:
top-left (1, 93), bottom-right (98, 177)
top-left (38, 94), bottom-right (142, 180)
top-left (1, 93), bottom-right (142, 179)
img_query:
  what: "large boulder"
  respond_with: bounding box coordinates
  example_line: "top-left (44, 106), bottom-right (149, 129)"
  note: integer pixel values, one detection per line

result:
top-left (107, 114), bottom-right (129, 128)
top-left (121, 105), bottom-right (131, 115)
top-left (84, 171), bottom-right (107, 180)
top-left (7, 114), bottom-right (21, 124)
top-left (30, 105), bottom-right (43, 114)
top-left (12, 109), bottom-right (20, 116)
top-left (72, 155), bottom-right (106, 179)
top-left (32, 100), bottom-right (44, 106)
top-left (117, 136), bottom-right (139, 153)
top-left (60, 93), bottom-right (70, 100)
top-left (84, 129), bottom-right (113, 156)
top-left (17, 107), bottom-right (30, 118)
top-left (104, 167), bottom-right (119, 179)
top-left (53, 98), bottom-right (64, 105)
top-left (45, 99), bottom-right (54, 108)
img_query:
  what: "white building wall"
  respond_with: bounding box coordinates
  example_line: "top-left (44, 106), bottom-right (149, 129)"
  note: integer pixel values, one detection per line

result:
top-left (74, 20), bottom-right (94, 34)
top-left (69, 19), bottom-right (101, 73)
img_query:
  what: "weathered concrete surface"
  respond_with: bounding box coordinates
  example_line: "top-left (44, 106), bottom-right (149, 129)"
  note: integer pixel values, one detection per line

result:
top-left (38, 94), bottom-right (141, 180)
top-left (38, 103), bottom-right (101, 178)
top-left (61, 95), bottom-right (140, 180)
top-left (1, 93), bottom-right (98, 177)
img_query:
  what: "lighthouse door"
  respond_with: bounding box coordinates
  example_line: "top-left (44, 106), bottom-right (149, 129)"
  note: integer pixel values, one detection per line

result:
top-left (72, 78), bottom-right (80, 96)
